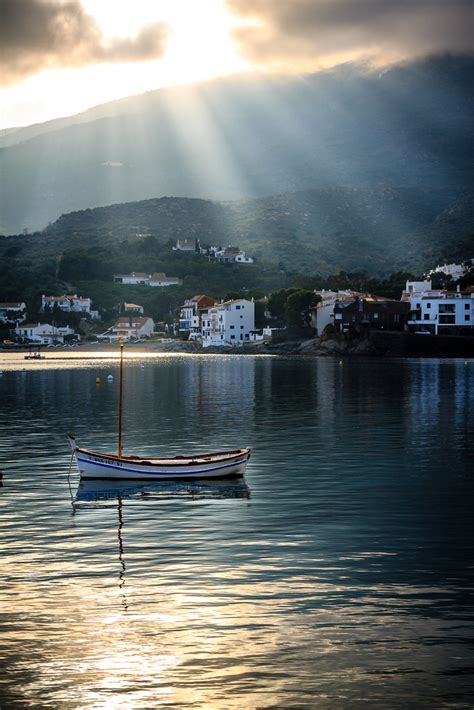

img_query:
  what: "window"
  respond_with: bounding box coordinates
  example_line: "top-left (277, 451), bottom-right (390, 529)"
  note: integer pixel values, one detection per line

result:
top-left (426, 302), bottom-right (431, 309)
top-left (240, 315), bottom-right (243, 318)
top-left (240, 334), bottom-right (243, 340)
top-left (231, 335), bottom-right (235, 339)
top-left (465, 315), bottom-right (471, 321)
top-left (465, 303), bottom-right (470, 310)
top-left (235, 305), bottom-right (241, 310)
top-left (230, 325), bottom-right (235, 329)
top-left (373, 313), bottom-right (379, 319)
top-left (424, 314), bottom-right (429, 320)
top-left (240, 325), bottom-right (244, 329)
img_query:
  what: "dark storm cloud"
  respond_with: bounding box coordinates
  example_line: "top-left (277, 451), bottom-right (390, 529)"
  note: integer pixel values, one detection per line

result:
top-left (0, 0), bottom-right (169, 86)
top-left (226, 0), bottom-right (474, 68)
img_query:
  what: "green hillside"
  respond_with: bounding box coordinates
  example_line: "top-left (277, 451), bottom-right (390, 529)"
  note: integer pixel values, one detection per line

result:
top-left (0, 187), bottom-right (472, 319)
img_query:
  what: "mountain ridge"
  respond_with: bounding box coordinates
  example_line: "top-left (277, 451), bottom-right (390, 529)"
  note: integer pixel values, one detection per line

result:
top-left (1, 54), bottom-right (473, 235)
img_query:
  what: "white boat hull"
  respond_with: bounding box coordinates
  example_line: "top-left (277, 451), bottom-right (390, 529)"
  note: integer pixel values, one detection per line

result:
top-left (72, 446), bottom-right (250, 480)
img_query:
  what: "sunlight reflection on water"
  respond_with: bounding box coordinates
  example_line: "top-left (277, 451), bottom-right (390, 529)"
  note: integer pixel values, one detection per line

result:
top-left (0, 354), bottom-right (473, 707)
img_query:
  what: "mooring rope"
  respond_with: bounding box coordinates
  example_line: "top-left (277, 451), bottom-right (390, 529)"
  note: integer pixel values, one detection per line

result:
top-left (67, 448), bottom-right (76, 511)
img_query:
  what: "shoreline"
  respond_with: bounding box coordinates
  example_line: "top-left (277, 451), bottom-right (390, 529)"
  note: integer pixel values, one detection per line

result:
top-left (3, 331), bottom-right (473, 359)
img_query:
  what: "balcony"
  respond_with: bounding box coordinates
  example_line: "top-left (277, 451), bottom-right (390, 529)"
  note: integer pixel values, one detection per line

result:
top-left (408, 317), bottom-right (436, 324)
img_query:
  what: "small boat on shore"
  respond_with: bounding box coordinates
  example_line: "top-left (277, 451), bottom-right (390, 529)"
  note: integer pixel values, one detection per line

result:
top-left (67, 344), bottom-right (251, 480)
top-left (24, 348), bottom-right (45, 360)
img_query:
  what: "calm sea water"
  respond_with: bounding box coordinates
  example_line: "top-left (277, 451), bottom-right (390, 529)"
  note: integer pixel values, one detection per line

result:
top-left (0, 352), bottom-right (473, 708)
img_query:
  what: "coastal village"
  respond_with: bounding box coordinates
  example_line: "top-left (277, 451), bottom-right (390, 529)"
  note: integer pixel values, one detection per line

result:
top-left (1, 248), bottom-right (473, 351)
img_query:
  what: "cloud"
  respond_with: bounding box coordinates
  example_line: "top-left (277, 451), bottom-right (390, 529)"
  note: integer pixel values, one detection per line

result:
top-left (226, 0), bottom-right (474, 70)
top-left (0, 0), bottom-right (169, 86)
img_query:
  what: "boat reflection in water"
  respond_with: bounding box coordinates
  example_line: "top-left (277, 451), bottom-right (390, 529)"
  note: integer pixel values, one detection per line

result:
top-left (73, 477), bottom-right (250, 506)
top-left (71, 478), bottom-right (250, 610)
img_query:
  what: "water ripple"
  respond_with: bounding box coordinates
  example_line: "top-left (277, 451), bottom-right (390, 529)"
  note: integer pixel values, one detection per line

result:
top-left (0, 355), bottom-right (473, 707)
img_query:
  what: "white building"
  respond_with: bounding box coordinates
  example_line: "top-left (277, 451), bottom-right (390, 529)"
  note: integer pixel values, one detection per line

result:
top-left (235, 252), bottom-right (254, 264)
top-left (15, 322), bottom-right (76, 344)
top-left (114, 272), bottom-right (182, 287)
top-left (201, 299), bottom-right (255, 347)
top-left (172, 239), bottom-right (198, 252)
top-left (123, 302), bottom-right (144, 314)
top-left (0, 302), bottom-right (26, 325)
top-left (103, 316), bottom-right (155, 341)
top-left (148, 273), bottom-right (182, 287)
top-left (179, 295), bottom-right (216, 338)
top-left (428, 261), bottom-right (472, 281)
top-left (249, 327), bottom-right (275, 342)
top-left (41, 294), bottom-right (98, 318)
top-left (401, 280), bottom-right (432, 302)
top-left (114, 272), bottom-right (149, 285)
top-left (407, 285), bottom-right (474, 335)
top-left (212, 247), bottom-right (254, 264)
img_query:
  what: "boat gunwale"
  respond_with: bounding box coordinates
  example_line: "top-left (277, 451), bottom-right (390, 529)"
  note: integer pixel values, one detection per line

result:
top-left (74, 446), bottom-right (251, 467)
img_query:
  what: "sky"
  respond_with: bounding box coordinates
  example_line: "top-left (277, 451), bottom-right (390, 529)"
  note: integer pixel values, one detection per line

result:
top-left (1, 0), bottom-right (472, 129)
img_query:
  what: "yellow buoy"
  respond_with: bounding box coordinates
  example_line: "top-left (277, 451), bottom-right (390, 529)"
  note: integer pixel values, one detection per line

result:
top-left (95, 376), bottom-right (101, 385)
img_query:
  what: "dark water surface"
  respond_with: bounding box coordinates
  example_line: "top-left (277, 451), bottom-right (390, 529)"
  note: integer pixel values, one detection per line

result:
top-left (0, 353), bottom-right (473, 708)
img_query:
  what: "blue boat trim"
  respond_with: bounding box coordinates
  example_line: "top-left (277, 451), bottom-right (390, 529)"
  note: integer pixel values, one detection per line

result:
top-left (76, 456), bottom-right (247, 476)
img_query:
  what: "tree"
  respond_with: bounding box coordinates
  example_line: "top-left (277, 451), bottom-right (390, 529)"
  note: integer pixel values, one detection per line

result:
top-left (138, 236), bottom-right (160, 255)
top-left (285, 290), bottom-right (321, 331)
top-left (459, 266), bottom-right (474, 290)
top-left (267, 288), bottom-right (299, 322)
top-left (430, 272), bottom-right (453, 290)
top-left (326, 271), bottom-right (352, 291)
top-left (254, 300), bottom-right (266, 329)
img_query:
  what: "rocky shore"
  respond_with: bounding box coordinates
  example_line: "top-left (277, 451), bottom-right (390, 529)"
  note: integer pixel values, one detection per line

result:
top-left (115, 332), bottom-right (473, 357)
top-left (160, 331), bottom-right (474, 358)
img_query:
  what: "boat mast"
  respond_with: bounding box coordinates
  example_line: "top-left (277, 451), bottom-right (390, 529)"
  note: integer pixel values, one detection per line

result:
top-left (118, 343), bottom-right (124, 457)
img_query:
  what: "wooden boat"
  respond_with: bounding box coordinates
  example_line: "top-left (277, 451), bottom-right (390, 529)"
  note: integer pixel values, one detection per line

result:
top-left (68, 345), bottom-right (251, 480)
top-left (68, 438), bottom-right (251, 480)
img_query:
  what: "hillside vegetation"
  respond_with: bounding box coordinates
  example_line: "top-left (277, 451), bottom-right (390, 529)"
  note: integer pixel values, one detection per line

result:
top-left (2, 187), bottom-right (472, 277)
